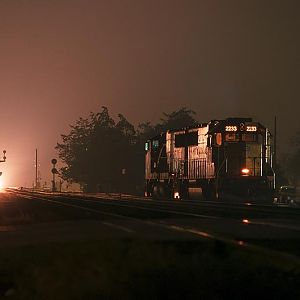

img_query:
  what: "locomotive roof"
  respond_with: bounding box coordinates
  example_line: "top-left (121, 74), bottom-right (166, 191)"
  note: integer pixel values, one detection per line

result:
top-left (167, 123), bottom-right (208, 133)
top-left (147, 117), bottom-right (269, 141)
top-left (208, 117), bottom-right (267, 134)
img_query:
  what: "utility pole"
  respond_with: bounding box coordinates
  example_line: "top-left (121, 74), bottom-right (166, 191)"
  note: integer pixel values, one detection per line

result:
top-left (34, 148), bottom-right (41, 189)
top-left (35, 148), bottom-right (38, 189)
top-left (274, 116), bottom-right (277, 189)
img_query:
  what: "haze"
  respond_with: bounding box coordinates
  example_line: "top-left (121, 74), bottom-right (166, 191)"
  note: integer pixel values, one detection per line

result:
top-left (0, 0), bottom-right (299, 187)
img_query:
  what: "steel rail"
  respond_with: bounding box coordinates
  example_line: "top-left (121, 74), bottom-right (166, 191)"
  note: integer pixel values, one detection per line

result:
top-left (10, 190), bottom-right (300, 231)
top-left (10, 191), bottom-right (300, 266)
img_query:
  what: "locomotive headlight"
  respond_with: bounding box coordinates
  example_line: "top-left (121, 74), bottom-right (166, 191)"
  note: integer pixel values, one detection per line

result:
top-left (241, 168), bottom-right (250, 175)
top-left (174, 192), bottom-right (180, 199)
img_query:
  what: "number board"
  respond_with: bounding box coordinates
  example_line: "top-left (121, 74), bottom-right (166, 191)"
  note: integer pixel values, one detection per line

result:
top-left (225, 125), bottom-right (238, 132)
top-left (225, 125), bottom-right (257, 132)
top-left (246, 125), bottom-right (257, 132)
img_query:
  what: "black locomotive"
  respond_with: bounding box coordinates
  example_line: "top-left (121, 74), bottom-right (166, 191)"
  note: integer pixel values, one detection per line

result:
top-left (145, 117), bottom-right (274, 202)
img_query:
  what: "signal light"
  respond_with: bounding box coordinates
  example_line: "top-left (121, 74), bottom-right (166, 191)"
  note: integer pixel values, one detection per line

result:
top-left (241, 168), bottom-right (250, 175)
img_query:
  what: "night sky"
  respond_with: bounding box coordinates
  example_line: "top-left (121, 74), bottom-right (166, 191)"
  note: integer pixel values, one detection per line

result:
top-left (0, 0), bottom-right (299, 187)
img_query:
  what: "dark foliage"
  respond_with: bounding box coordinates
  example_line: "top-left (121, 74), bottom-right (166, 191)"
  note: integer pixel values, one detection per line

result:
top-left (159, 107), bottom-right (197, 131)
top-left (280, 132), bottom-right (300, 186)
top-left (56, 106), bottom-right (197, 193)
top-left (285, 149), bottom-right (300, 186)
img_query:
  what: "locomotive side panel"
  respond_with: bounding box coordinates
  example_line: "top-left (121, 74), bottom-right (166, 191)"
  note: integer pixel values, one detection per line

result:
top-left (187, 126), bottom-right (214, 179)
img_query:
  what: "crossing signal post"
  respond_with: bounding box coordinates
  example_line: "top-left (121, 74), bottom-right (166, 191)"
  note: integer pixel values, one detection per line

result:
top-left (51, 158), bottom-right (58, 192)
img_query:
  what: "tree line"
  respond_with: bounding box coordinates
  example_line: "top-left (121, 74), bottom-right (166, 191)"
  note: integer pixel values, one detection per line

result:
top-left (55, 106), bottom-right (197, 193)
top-left (56, 107), bottom-right (300, 193)
top-left (280, 132), bottom-right (300, 187)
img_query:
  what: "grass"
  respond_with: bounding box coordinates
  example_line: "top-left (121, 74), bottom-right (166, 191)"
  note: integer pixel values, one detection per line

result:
top-left (0, 239), bottom-right (299, 300)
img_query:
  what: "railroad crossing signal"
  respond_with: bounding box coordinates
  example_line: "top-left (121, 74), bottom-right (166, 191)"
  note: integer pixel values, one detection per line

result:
top-left (51, 158), bottom-right (58, 192)
top-left (51, 168), bottom-right (58, 174)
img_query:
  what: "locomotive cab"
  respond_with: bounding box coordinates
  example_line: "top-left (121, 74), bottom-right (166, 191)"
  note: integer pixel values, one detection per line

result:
top-left (209, 118), bottom-right (274, 202)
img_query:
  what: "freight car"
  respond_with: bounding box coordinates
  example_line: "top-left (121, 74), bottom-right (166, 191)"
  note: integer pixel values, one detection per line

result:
top-left (145, 118), bottom-right (275, 202)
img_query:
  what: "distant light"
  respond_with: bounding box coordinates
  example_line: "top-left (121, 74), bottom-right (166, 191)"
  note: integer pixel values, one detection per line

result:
top-left (174, 192), bottom-right (180, 199)
top-left (238, 240), bottom-right (245, 246)
top-left (145, 142), bottom-right (149, 151)
top-left (241, 168), bottom-right (250, 175)
top-left (242, 219), bottom-right (250, 224)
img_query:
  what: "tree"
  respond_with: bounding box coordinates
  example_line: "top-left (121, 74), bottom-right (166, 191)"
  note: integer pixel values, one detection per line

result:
top-left (56, 106), bottom-right (137, 192)
top-left (136, 107), bottom-right (198, 143)
top-left (159, 107), bottom-right (197, 131)
top-left (136, 122), bottom-right (157, 142)
top-left (274, 160), bottom-right (289, 187)
top-left (285, 149), bottom-right (300, 186)
top-left (56, 116), bottom-right (93, 185)
top-left (282, 131), bottom-right (300, 186)
top-left (56, 106), bottom-right (197, 193)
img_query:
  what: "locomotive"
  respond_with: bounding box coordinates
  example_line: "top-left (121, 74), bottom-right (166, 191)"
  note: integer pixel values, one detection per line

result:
top-left (145, 117), bottom-right (275, 202)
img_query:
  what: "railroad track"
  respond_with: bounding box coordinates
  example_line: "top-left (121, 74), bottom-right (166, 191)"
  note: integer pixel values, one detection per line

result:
top-left (7, 189), bottom-right (300, 266)
top-left (15, 188), bottom-right (300, 218)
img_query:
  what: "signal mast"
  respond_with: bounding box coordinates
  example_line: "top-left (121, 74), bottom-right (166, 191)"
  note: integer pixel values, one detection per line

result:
top-left (0, 150), bottom-right (6, 162)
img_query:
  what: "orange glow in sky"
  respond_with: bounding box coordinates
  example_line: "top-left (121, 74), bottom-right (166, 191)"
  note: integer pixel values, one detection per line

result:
top-left (0, 177), bottom-right (5, 190)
